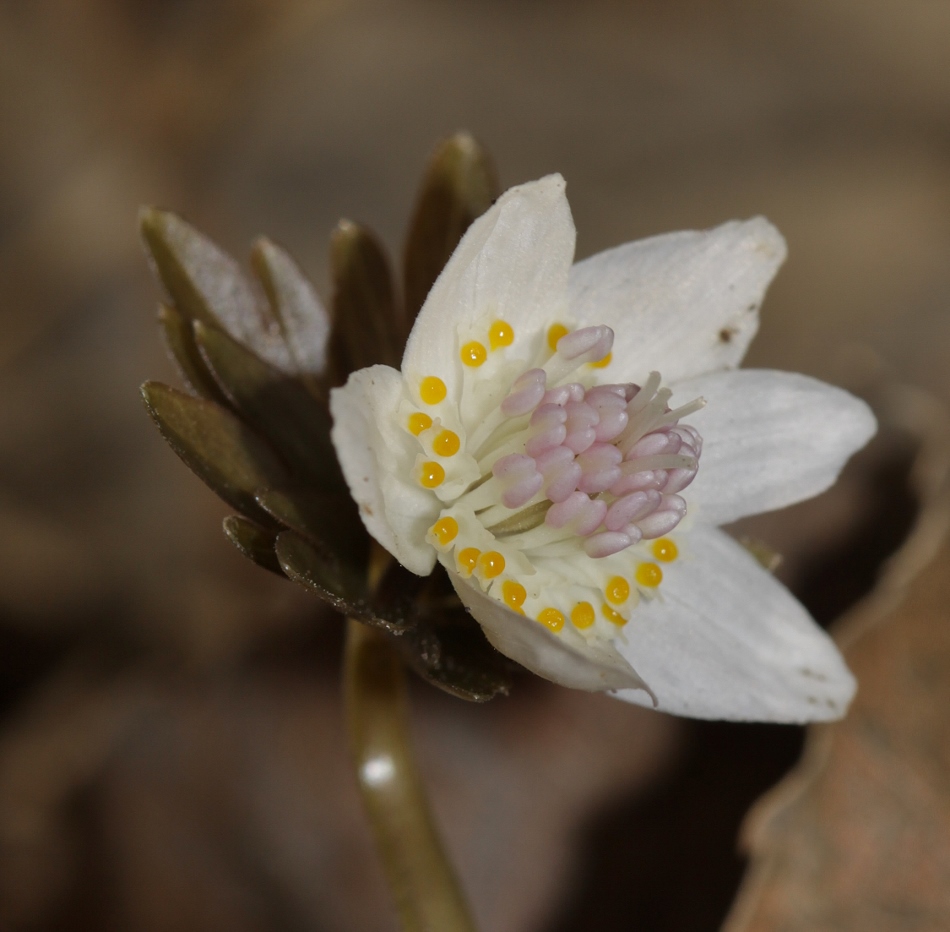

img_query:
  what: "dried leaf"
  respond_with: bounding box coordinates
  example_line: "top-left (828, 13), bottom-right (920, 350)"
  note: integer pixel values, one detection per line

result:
top-left (725, 387), bottom-right (950, 932)
top-left (396, 618), bottom-right (513, 703)
top-left (140, 208), bottom-right (292, 371)
top-left (255, 487), bottom-right (366, 570)
top-left (222, 515), bottom-right (283, 575)
top-left (192, 320), bottom-right (341, 490)
top-left (402, 132), bottom-right (499, 326)
top-left (141, 381), bottom-right (286, 525)
top-left (328, 220), bottom-right (402, 380)
top-left (251, 237), bottom-right (330, 380)
top-left (157, 303), bottom-right (230, 404)
top-left (275, 530), bottom-right (410, 633)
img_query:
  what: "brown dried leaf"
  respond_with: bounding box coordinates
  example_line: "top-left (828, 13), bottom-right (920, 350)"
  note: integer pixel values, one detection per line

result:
top-left (725, 387), bottom-right (950, 932)
top-left (402, 133), bottom-right (499, 326)
top-left (141, 381), bottom-right (287, 526)
top-left (250, 236), bottom-right (330, 381)
top-left (140, 208), bottom-right (292, 371)
top-left (222, 515), bottom-right (283, 576)
top-left (157, 303), bottom-right (230, 404)
top-left (328, 220), bottom-right (402, 380)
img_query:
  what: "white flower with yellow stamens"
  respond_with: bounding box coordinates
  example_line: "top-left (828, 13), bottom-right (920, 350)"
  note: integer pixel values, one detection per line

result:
top-left (330, 175), bottom-right (875, 722)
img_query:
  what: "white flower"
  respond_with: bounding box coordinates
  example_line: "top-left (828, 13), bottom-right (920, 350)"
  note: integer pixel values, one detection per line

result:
top-left (330, 175), bottom-right (876, 722)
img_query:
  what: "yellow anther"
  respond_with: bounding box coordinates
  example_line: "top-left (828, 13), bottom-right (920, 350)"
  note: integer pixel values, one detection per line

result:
top-left (419, 376), bottom-right (447, 405)
top-left (431, 517), bottom-right (458, 546)
top-left (432, 429), bottom-right (460, 457)
top-left (461, 341), bottom-right (487, 367)
top-left (489, 320), bottom-right (514, 350)
top-left (547, 323), bottom-right (569, 351)
top-left (652, 538), bottom-right (679, 562)
top-left (602, 604), bottom-right (627, 626)
top-left (636, 562), bottom-right (663, 588)
top-left (407, 412), bottom-right (432, 436)
top-left (478, 551), bottom-right (506, 579)
top-left (502, 580), bottom-right (526, 609)
top-left (570, 602), bottom-right (596, 630)
top-left (537, 608), bottom-right (565, 633)
top-left (419, 461), bottom-right (445, 489)
top-left (458, 547), bottom-right (480, 575)
top-left (605, 576), bottom-right (630, 605)
top-left (590, 351), bottom-right (613, 368)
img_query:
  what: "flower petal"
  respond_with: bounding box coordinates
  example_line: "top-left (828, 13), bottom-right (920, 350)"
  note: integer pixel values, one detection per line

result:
top-left (568, 218), bottom-right (786, 384)
top-left (676, 369), bottom-right (876, 526)
top-left (401, 174), bottom-right (575, 403)
top-left (614, 526), bottom-right (855, 721)
top-left (330, 365), bottom-right (439, 575)
top-left (449, 571), bottom-right (653, 695)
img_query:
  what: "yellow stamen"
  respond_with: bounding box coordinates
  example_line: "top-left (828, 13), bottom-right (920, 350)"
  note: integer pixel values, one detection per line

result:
top-left (602, 604), bottom-right (627, 626)
top-left (590, 351), bottom-right (612, 368)
top-left (431, 517), bottom-right (458, 546)
top-left (419, 461), bottom-right (445, 488)
top-left (420, 376), bottom-right (446, 405)
top-left (605, 576), bottom-right (630, 605)
top-left (537, 608), bottom-right (565, 632)
top-left (636, 562), bottom-right (663, 587)
top-left (461, 341), bottom-right (487, 367)
top-left (652, 538), bottom-right (678, 562)
top-left (502, 580), bottom-right (526, 610)
top-left (570, 602), bottom-right (596, 630)
top-left (407, 412), bottom-right (432, 436)
top-left (432, 429), bottom-right (460, 457)
top-left (547, 323), bottom-right (569, 351)
top-left (478, 551), bottom-right (505, 579)
top-left (489, 320), bottom-right (514, 350)
top-left (458, 547), bottom-right (480, 575)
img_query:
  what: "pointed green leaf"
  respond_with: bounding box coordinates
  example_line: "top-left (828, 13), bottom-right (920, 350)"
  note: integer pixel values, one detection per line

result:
top-left (328, 220), bottom-right (402, 381)
top-left (158, 304), bottom-right (231, 404)
top-left (275, 531), bottom-right (411, 633)
top-left (255, 487), bottom-right (367, 570)
top-left (139, 207), bottom-right (293, 371)
top-left (193, 320), bottom-right (343, 490)
top-left (402, 133), bottom-right (500, 325)
top-left (141, 381), bottom-right (286, 524)
top-left (251, 237), bottom-right (330, 380)
top-left (397, 619), bottom-right (514, 702)
top-left (222, 515), bottom-right (284, 575)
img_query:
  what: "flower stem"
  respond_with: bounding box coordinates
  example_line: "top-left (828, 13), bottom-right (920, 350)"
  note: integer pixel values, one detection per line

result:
top-left (343, 614), bottom-right (477, 932)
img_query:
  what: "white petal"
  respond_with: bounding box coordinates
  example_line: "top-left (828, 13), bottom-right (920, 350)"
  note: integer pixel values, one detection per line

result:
top-left (450, 572), bottom-right (653, 695)
top-left (330, 366), bottom-right (439, 575)
top-left (614, 526), bottom-right (855, 721)
top-left (401, 175), bottom-right (575, 402)
top-left (568, 218), bottom-right (786, 384)
top-left (677, 369), bottom-right (876, 526)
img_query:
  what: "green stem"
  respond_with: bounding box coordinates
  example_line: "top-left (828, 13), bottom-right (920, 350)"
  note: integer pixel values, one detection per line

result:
top-left (343, 616), bottom-right (477, 932)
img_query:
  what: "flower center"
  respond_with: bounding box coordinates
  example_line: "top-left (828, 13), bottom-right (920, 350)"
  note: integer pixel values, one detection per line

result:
top-left (405, 319), bottom-right (704, 643)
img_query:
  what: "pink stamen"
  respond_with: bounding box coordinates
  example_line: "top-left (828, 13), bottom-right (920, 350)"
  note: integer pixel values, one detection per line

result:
top-left (576, 443), bottom-right (623, 494)
top-left (526, 404), bottom-right (568, 456)
top-left (535, 445), bottom-right (582, 503)
top-left (545, 491), bottom-right (607, 536)
top-left (563, 400), bottom-right (598, 454)
top-left (492, 454), bottom-right (543, 508)
top-left (555, 325), bottom-right (614, 362)
top-left (584, 531), bottom-right (633, 559)
top-left (501, 368), bottom-right (547, 416)
top-left (605, 490), bottom-right (662, 531)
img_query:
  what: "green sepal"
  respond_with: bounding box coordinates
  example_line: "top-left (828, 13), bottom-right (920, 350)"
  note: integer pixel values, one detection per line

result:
top-left (222, 515), bottom-right (284, 575)
top-left (192, 320), bottom-right (342, 491)
top-left (402, 133), bottom-right (499, 326)
top-left (328, 220), bottom-right (403, 381)
top-left (157, 303), bottom-right (231, 404)
top-left (141, 380), bottom-right (286, 526)
top-left (275, 531), bottom-right (412, 634)
top-left (139, 207), bottom-right (292, 371)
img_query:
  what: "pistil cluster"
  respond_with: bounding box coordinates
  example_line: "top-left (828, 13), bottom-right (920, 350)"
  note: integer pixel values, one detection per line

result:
top-left (407, 319), bottom-right (704, 642)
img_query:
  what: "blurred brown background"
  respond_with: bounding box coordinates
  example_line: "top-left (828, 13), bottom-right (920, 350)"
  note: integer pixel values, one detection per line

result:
top-left (1, 1), bottom-right (948, 930)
